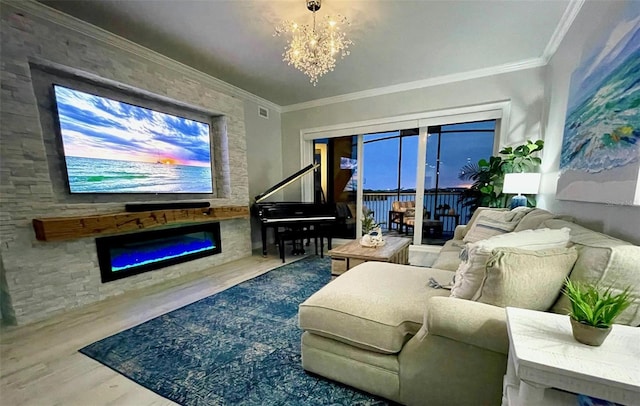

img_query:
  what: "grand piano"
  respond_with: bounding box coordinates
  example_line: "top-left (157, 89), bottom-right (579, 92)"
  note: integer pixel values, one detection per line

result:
top-left (252, 163), bottom-right (336, 256)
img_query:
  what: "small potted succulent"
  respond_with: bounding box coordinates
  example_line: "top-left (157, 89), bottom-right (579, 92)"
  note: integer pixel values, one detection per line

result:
top-left (563, 279), bottom-right (632, 346)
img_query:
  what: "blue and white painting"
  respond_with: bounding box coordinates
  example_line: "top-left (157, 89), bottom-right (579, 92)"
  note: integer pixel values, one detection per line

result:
top-left (556, 5), bottom-right (640, 205)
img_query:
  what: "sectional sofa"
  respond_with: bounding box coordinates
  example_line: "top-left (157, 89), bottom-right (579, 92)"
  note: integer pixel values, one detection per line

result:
top-left (298, 208), bottom-right (640, 405)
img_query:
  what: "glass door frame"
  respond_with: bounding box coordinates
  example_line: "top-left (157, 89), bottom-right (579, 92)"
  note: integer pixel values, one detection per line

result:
top-left (300, 102), bottom-right (510, 245)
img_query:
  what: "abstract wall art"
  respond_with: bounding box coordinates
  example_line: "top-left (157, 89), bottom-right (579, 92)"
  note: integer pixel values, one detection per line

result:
top-left (556, 5), bottom-right (640, 205)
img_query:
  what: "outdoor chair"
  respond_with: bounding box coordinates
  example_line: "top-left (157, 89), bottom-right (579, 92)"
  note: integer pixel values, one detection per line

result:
top-left (389, 200), bottom-right (443, 235)
top-left (388, 201), bottom-right (415, 233)
top-left (404, 211), bottom-right (442, 236)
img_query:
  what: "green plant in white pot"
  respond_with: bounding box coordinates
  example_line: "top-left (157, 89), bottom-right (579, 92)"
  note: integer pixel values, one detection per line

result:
top-left (563, 279), bottom-right (632, 346)
top-left (361, 207), bottom-right (381, 235)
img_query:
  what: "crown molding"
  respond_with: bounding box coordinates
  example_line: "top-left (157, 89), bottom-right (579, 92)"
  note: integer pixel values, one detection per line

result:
top-left (281, 58), bottom-right (545, 113)
top-left (5, 0), bottom-right (583, 114)
top-left (281, 0), bottom-right (584, 113)
top-left (2, 0), bottom-right (282, 114)
top-left (542, 0), bottom-right (585, 63)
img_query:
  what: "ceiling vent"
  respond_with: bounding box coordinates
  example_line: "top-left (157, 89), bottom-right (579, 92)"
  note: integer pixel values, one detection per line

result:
top-left (258, 106), bottom-right (269, 119)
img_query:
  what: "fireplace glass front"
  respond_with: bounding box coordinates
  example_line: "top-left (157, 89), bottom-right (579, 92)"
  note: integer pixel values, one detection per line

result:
top-left (96, 222), bottom-right (221, 282)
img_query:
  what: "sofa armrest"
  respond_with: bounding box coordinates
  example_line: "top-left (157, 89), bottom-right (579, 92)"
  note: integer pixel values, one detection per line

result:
top-left (453, 225), bottom-right (466, 240)
top-left (424, 296), bottom-right (509, 355)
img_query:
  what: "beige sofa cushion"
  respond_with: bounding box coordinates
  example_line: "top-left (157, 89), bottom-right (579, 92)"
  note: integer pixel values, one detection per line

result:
top-left (451, 227), bottom-right (572, 300)
top-left (513, 208), bottom-right (556, 231)
top-left (431, 239), bottom-right (465, 271)
top-left (477, 247), bottom-right (578, 310)
top-left (299, 262), bottom-right (453, 354)
top-left (545, 219), bottom-right (640, 326)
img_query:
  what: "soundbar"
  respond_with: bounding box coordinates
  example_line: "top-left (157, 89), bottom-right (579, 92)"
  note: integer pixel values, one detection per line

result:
top-left (125, 202), bottom-right (211, 212)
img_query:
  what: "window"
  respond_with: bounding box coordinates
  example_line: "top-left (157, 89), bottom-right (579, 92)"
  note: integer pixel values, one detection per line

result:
top-left (302, 103), bottom-right (507, 244)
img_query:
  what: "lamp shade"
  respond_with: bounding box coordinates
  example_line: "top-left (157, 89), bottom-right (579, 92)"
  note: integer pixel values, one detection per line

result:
top-left (503, 173), bottom-right (541, 195)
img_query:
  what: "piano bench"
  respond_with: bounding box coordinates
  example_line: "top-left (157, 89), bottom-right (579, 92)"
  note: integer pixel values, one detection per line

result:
top-left (278, 227), bottom-right (325, 263)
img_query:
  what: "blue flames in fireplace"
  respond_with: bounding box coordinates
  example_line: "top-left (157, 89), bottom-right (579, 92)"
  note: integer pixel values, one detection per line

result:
top-left (96, 222), bottom-right (222, 283)
top-left (110, 232), bottom-right (216, 272)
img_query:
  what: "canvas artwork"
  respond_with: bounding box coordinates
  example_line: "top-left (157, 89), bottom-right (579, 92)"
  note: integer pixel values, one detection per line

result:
top-left (556, 5), bottom-right (640, 205)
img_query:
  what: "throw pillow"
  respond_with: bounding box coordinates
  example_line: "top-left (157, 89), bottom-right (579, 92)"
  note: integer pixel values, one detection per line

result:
top-left (463, 208), bottom-right (533, 243)
top-left (477, 247), bottom-right (578, 310)
top-left (450, 227), bottom-right (572, 300)
top-left (460, 207), bottom-right (509, 240)
top-left (480, 227), bottom-right (572, 250)
top-left (450, 243), bottom-right (492, 299)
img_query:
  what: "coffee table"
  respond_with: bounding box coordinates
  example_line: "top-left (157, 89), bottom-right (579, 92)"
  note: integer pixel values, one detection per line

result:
top-left (328, 236), bottom-right (411, 276)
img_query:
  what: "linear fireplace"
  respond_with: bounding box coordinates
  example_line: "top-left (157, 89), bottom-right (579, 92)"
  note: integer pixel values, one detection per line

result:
top-left (96, 222), bottom-right (221, 283)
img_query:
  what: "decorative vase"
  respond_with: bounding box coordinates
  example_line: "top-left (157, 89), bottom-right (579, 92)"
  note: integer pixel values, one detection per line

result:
top-left (570, 317), bottom-right (611, 346)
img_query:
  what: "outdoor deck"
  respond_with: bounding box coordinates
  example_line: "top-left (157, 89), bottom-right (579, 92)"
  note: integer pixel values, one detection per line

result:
top-left (363, 190), bottom-right (470, 234)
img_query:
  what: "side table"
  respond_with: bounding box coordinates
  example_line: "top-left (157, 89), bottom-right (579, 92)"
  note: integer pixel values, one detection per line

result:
top-left (503, 307), bottom-right (640, 406)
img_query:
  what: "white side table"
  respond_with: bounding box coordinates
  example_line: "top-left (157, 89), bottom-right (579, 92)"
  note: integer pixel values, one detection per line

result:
top-left (503, 307), bottom-right (640, 406)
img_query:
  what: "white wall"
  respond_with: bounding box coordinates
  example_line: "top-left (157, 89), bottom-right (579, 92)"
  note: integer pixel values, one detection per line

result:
top-left (281, 67), bottom-right (547, 201)
top-left (539, 0), bottom-right (640, 244)
top-left (244, 100), bottom-right (283, 248)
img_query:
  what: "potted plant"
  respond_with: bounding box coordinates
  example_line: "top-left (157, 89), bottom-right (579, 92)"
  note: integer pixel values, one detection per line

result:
top-left (458, 139), bottom-right (544, 211)
top-left (360, 207), bottom-right (384, 247)
top-left (361, 207), bottom-right (381, 235)
top-left (563, 279), bottom-right (632, 346)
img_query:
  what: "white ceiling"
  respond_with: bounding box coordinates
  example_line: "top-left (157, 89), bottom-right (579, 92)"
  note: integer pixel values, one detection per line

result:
top-left (39, 0), bottom-right (574, 107)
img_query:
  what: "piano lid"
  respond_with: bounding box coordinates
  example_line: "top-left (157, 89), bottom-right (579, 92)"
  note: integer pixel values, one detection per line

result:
top-left (254, 163), bottom-right (319, 203)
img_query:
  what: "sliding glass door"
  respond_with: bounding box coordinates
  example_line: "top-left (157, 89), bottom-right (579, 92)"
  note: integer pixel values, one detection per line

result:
top-left (313, 136), bottom-right (358, 239)
top-left (313, 120), bottom-right (495, 243)
top-left (424, 121), bottom-right (495, 233)
top-left (361, 130), bottom-right (419, 230)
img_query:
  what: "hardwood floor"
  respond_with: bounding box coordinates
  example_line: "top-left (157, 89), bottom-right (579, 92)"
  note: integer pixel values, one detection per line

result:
top-left (0, 251), bottom-right (304, 406)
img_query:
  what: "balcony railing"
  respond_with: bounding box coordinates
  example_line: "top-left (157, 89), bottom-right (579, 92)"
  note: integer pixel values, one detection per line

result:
top-left (363, 190), bottom-right (470, 234)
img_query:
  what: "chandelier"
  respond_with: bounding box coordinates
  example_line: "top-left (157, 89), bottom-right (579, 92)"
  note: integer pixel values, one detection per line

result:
top-left (274, 0), bottom-right (352, 85)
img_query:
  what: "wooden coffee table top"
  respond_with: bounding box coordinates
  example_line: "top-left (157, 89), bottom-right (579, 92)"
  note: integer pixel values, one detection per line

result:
top-left (328, 236), bottom-right (411, 261)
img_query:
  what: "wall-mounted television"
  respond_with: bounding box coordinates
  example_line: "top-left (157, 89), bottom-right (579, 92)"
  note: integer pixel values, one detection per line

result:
top-left (52, 84), bottom-right (213, 194)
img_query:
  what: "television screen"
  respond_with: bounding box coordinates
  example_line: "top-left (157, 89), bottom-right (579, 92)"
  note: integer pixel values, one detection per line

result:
top-left (52, 85), bottom-right (213, 194)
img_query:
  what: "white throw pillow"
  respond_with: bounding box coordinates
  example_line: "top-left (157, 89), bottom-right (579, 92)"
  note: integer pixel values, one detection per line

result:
top-left (450, 227), bottom-right (572, 300)
top-left (481, 227), bottom-right (572, 250)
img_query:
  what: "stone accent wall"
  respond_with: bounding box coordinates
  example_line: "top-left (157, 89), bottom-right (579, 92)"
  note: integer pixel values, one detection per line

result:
top-left (0, 5), bottom-right (252, 325)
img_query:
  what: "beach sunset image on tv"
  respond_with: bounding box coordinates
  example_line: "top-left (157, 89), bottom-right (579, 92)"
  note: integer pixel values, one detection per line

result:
top-left (53, 85), bottom-right (213, 193)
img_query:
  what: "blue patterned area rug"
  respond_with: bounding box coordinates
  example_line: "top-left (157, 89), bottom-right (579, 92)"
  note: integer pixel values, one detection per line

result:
top-left (79, 256), bottom-right (388, 405)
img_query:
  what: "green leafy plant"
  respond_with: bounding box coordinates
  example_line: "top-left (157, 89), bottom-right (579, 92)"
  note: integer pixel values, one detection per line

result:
top-left (563, 279), bottom-right (632, 328)
top-left (458, 140), bottom-right (544, 210)
top-left (361, 207), bottom-right (381, 235)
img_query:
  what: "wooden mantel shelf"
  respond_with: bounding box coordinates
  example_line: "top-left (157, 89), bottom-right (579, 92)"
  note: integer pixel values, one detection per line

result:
top-left (32, 206), bottom-right (250, 242)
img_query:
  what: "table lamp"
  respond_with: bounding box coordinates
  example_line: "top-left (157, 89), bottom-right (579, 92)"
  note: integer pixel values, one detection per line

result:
top-left (503, 173), bottom-right (541, 209)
